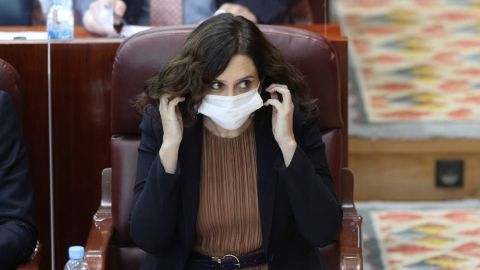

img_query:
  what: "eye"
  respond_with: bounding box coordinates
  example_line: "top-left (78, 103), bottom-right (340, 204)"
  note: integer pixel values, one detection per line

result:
top-left (210, 81), bottom-right (223, 90)
top-left (238, 80), bottom-right (252, 89)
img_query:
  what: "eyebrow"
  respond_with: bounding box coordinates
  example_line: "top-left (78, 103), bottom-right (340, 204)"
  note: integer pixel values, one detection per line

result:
top-left (214, 75), bottom-right (255, 84)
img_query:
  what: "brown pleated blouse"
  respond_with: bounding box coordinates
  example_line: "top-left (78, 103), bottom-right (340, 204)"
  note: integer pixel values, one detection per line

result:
top-left (193, 124), bottom-right (268, 270)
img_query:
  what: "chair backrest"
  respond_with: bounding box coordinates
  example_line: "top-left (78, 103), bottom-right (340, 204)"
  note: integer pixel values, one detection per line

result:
top-left (0, 58), bottom-right (23, 117)
top-left (109, 24), bottom-right (344, 269)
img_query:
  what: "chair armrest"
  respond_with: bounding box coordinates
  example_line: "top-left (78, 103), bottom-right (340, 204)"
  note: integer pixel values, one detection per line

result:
top-left (85, 168), bottom-right (113, 270)
top-left (339, 168), bottom-right (363, 270)
top-left (17, 241), bottom-right (41, 270)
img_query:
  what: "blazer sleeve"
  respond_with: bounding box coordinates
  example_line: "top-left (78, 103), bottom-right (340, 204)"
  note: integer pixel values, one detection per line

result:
top-left (231, 0), bottom-right (301, 23)
top-left (129, 107), bottom-right (181, 253)
top-left (275, 117), bottom-right (342, 247)
top-left (0, 91), bottom-right (37, 268)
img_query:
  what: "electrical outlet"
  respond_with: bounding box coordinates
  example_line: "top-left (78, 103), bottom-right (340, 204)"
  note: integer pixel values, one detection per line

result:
top-left (435, 160), bottom-right (464, 188)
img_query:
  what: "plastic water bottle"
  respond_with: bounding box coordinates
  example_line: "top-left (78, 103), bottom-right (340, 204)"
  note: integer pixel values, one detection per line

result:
top-left (47, 0), bottom-right (74, 40)
top-left (64, 246), bottom-right (89, 270)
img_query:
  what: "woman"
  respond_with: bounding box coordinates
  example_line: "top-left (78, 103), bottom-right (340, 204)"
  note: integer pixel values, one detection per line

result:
top-left (129, 13), bottom-right (342, 270)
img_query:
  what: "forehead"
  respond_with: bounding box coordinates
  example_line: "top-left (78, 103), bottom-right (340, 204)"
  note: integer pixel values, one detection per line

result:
top-left (215, 54), bottom-right (258, 81)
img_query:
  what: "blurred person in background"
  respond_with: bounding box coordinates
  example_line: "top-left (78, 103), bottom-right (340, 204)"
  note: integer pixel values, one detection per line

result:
top-left (82, 0), bottom-right (301, 36)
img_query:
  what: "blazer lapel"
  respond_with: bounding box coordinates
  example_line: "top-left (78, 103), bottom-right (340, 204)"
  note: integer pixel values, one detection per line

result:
top-left (255, 120), bottom-right (280, 254)
top-left (179, 118), bottom-right (203, 249)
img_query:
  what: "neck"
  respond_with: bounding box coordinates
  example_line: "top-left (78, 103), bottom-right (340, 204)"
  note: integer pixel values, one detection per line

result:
top-left (203, 116), bottom-right (253, 138)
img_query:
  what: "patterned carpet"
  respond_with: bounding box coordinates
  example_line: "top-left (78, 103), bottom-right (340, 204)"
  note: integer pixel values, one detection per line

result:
top-left (332, 0), bottom-right (480, 138)
top-left (334, 0), bottom-right (480, 125)
top-left (358, 200), bottom-right (480, 270)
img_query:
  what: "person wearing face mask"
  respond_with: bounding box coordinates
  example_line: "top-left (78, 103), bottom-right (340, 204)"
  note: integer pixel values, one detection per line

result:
top-left (129, 13), bottom-right (342, 270)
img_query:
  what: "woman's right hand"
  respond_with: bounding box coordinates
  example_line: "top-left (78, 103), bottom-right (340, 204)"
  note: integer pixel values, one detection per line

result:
top-left (158, 95), bottom-right (185, 173)
top-left (159, 95), bottom-right (185, 146)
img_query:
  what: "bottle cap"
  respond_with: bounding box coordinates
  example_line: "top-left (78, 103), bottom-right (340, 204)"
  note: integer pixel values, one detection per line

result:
top-left (68, 246), bottom-right (84, 260)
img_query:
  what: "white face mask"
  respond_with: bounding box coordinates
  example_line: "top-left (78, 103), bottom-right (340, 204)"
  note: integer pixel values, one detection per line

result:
top-left (198, 86), bottom-right (263, 130)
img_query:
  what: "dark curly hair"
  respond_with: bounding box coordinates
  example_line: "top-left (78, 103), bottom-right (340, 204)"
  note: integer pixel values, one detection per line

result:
top-left (135, 13), bottom-right (319, 126)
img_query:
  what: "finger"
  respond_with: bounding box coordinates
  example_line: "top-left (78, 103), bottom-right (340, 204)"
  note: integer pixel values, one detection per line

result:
top-left (114, 0), bottom-right (127, 17)
top-left (175, 106), bottom-right (183, 123)
top-left (159, 95), bottom-right (169, 115)
top-left (167, 97), bottom-right (185, 114)
top-left (168, 96), bottom-right (185, 107)
top-left (265, 83), bottom-right (287, 89)
top-left (265, 84), bottom-right (289, 94)
top-left (160, 94), bottom-right (175, 104)
top-left (266, 84), bottom-right (291, 103)
top-left (264, 99), bottom-right (282, 110)
top-left (270, 92), bottom-right (279, 100)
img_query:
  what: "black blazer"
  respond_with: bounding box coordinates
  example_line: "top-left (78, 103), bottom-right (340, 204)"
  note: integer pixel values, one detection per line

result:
top-left (123, 0), bottom-right (301, 25)
top-left (129, 106), bottom-right (342, 270)
top-left (0, 91), bottom-right (37, 269)
top-left (0, 0), bottom-right (33, 26)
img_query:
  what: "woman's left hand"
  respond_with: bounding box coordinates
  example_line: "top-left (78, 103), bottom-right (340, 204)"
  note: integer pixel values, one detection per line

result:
top-left (264, 84), bottom-right (297, 166)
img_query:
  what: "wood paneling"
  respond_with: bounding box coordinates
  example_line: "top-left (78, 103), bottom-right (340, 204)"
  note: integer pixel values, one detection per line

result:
top-left (50, 40), bottom-right (119, 268)
top-left (350, 139), bottom-right (480, 200)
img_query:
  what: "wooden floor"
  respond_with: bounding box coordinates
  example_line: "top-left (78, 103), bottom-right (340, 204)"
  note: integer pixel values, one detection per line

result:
top-left (349, 138), bottom-right (480, 201)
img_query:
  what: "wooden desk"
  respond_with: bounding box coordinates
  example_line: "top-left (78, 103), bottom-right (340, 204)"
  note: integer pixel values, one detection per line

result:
top-left (0, 26), bottom-right (98, 38)
top-left (0, 25), bottom-right (347, 269)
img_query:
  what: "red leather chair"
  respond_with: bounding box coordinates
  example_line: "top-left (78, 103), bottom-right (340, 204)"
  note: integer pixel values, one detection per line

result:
top-left (85, 25), bottom-right (362, 270)
top-left (0, 58), bottom-right (41, 270)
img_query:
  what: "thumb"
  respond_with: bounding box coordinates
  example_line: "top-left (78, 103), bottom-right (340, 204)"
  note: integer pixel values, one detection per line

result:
top-left (115, 0), bottom-right (127, 17)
